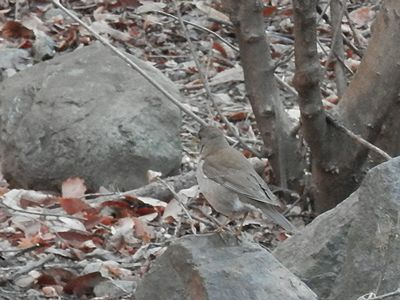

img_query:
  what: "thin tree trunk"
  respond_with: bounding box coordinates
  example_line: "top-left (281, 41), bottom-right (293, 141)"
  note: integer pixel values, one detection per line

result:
top-left (220, 0), bottom-right (304, 189)
top-left (330, 0), bottom-right (347, 97)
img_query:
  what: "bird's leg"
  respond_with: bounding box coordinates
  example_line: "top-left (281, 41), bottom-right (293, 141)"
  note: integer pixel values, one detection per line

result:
top-left (236, 212), bottom-right (249, 236)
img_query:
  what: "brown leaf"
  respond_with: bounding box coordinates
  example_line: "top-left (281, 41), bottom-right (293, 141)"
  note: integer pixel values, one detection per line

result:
top-left (1, 20), bottom-right (34, 39)
top-left (64, 272), bottom-right (104, 296)
top-left (58, 25), bottom-right (79, 52)
top-left (133, 217), bottom-right (155, 241)
top-left (213, 42), bottom-right (227, 58)
top-left (349, 6), bottom-right (374, 27)
top-left (57, 230), bottom-right (103, 248)
top-left (58, 197), bottom-right (92, 215)
top-left (37, 268), bottom-right (75, 287)
top-left (227, 111), bottom-right (248, 122)
top-left (263, 6), bottom-right (277, 17)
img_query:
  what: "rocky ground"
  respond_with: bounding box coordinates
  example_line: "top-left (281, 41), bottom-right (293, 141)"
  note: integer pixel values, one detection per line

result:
top-left (0, 0), bottom-right (380, 298)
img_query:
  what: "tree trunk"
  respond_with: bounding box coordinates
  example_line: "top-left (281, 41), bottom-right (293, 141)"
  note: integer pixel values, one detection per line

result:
top-left (294, 0), bottom-right (400, 212)
top-left (221, 0), bottom-right (286, 184)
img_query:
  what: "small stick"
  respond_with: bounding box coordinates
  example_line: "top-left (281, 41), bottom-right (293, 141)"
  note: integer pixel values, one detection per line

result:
top-left (0, 200), bottom-right (86, 221)
top-left (326, 114), bottom-right (391, 161)
top-left (151, 10), bottom-right (239, 52)
top-left (11, 254), bottom-right (55, 280)
top-left (155, 177), bottom-right (196, 235)
top-left (357, 289), bottom-right (400, 300)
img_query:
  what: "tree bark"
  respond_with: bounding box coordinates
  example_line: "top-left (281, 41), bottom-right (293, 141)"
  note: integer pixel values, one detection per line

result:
top-left (221, 0), bottom-right (287, 184)
top-left (330, 0), bottom-right (347, 97)
top-left (293, 0), bottom-right (400, 212)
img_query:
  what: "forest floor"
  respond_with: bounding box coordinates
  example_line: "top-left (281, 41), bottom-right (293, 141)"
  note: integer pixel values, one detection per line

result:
top-left (0, 0), bottom-right (377, 298)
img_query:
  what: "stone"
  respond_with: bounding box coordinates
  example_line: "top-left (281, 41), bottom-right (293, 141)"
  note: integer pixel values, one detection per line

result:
top-left (0, 42), bottom-right (182, 191)
top-left (135, 233), bottom-right (317, 300)
top-left (274, 157), bottom-right (400, 300)
top-left (94, 279), bottom-right (136, 297)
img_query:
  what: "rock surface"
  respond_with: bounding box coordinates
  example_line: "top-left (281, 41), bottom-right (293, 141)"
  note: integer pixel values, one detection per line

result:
top-left (135, 233), bottom-right (317, 300)
top-left (274, 157), bottom-right (400, 300)
top-left (0, 42), bottom-right (182, 191)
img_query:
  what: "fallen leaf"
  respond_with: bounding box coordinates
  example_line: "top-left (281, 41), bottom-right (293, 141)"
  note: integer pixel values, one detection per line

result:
top-left (1, 20), bottom-right (34, 39)
top-left (58, 197), bottom-right (92, 215)
top-left (227, 111), bottom-right (248, 122)
top-left (195, 2), bottom-right (231, 25)
top-left (263, 6), bottom-right (277, 17)
top-left (64, 272), bottom-right (104, 296)
top-left (62, 177), bottom-right (87, 198)
top-left (349, 6), bottom-right (375, 27)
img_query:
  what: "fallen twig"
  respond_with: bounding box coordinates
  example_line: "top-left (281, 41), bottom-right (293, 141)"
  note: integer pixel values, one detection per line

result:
top-left (0, 200), bottom-right (86, 221)
top-left (357, 289), bottom-right (400, 300)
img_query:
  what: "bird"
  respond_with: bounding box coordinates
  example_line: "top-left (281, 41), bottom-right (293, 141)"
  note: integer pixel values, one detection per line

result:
top-left (196, 126), bottom-right (297, 233)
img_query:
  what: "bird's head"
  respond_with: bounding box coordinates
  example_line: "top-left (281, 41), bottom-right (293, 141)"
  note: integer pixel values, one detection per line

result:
top-left (198, 126), bottom-right (229, 158)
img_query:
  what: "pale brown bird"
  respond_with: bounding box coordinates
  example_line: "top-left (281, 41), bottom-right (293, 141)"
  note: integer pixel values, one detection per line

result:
top-left (196, 126), bottom-right (297, 233)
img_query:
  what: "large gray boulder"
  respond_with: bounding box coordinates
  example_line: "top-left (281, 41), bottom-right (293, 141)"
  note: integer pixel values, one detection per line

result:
top-left (274, 157), bottom-right (400, 300)
top-left (0, 43), bottom-right (181, 191)
top-left (135, 233), bottom-right (317, 300)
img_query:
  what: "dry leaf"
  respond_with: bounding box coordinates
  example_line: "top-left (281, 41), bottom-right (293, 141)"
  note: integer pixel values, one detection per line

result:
top-left (1, 20), bottom-right (34, 39)
top-left (195, 2), bottom-right (231, 25)
top-left (58, 197), bottom-right (92, 215)
top-left (349, 6), bottom-right (375, 27)
top-left (64, 272), bottom-right (104, 296)
top-left (62, 177), bottom-right (87, 198)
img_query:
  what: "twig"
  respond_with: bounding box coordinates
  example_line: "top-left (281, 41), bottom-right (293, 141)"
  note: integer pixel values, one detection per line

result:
top-left (357, 289), bottom-right (400, 300)
top-left (190, 214), bottom-right (215, 228)
top-left (190, 205), bottom-right (236, 235)
top-left (274, 69), bottom-right (389, 160)
top-left (51, 0), bottom-right (207, 127)
top-left (274, 75), bottom-right (297, 96)
top-left (283, 195), bottom-right (303, 216)
top-left (10, 244), bottom-right (43, 259)
top-left (156, 7), bottom-right (302, 112)
top-left (317, 0), bottom-right (363, 57)
top-left (316, 0), bottom-right (332, 24)
top-left (82, 192), bottom-right (120, 199)
top-left (172, 0), bottom-right (261, 158)
top-left (11, 254), bottom-right (55, 280)
top-left (326, 113), bottom-right (392, 161)
top-left (14, 0), bottom-right (20, 20)
top-left (151, 10), bottom-right (239, 52)
top-left (155, 177), bottom-right (196, 235)
top-left (325, 1), bottom-right (346, 68)
top-left (274, 49), bottom-right (295, 70)
top-left (317, 39), bottom-right (354, 75)
top-left (344, 8), bottom-right (363, 48)
top-left (0, 200), bottom-right (86, 221)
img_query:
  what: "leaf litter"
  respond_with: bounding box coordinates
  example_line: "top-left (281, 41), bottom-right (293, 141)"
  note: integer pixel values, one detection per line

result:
top-left (0, 0), bottom-right (377, 298)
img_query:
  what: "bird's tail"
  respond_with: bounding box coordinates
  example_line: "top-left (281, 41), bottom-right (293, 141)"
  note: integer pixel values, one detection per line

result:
top-left (262, 205), bottom-right (299, 233)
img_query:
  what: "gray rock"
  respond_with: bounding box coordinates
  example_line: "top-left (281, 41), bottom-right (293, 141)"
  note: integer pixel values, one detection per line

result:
top-left (0, 48), bottom-right (32, 81)
top-left (274, 157), bottom-right (400, 300)
top-left (0, 48), bottom-right (31, 70)
top-left (135, 233), bottom-right (317, 300)
top-left (0, 42), bottom-right (181, 191)
top-left (32, 31), bottom-right (55, 61)
top-left (43, 8), bottom-right (69, 21)
top-left (94, 279), bottom-right (136, 297)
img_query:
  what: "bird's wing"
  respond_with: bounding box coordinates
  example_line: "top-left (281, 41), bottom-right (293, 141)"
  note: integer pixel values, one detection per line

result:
top-left (203, 150), bottom-right (280, 206)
